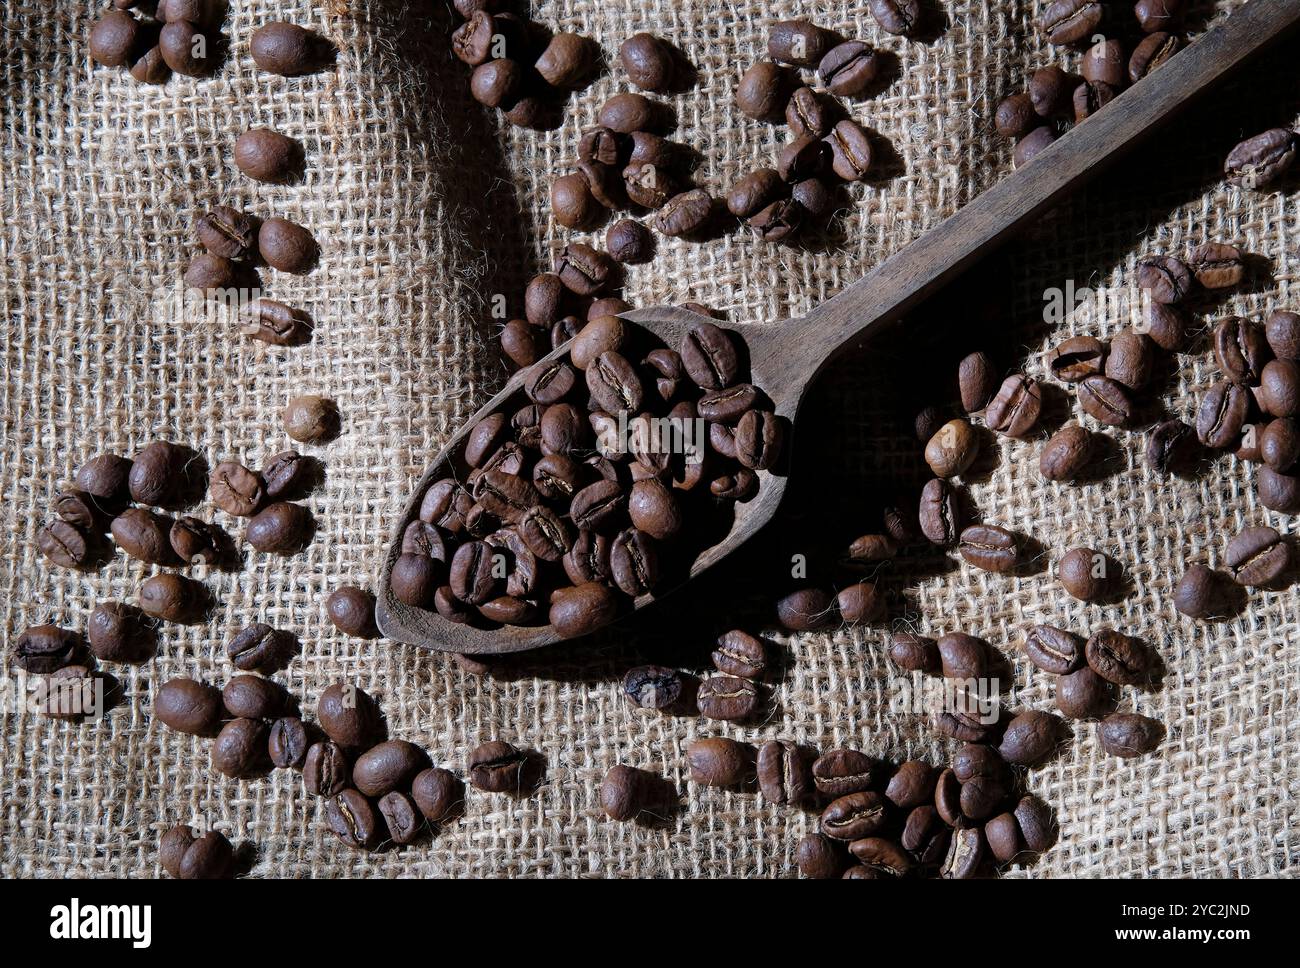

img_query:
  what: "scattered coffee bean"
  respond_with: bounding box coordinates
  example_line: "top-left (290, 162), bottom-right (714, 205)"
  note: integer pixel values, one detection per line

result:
top-left (1098, 712), bottom-right (1164, 758)
top-left (888, 631), bottom-right (939, 673)
top-left (1038, 0), bottom-right (1103, 45)
top-left (160, 826), bottom-right (233, 880)
top-left (1260, 360), bottom-right (1300, 417)
top-left (1056, 666), bottom-right (1116, 719)
top-left (283, 395), bottom-right (338, 443)
top-left (212, 717), bottom-right (272, 778)
top-left (327, 788), bottom-right (379, 850)
top-left (251, 21), bottom-right (329, 75)
top-left (796, 833), bottom-right (846, 879)
top-left (1196, 380), bottom-right (1251, 449)
top-left (1105, 329), bottom-right (1155, 390)
top-left (812, 748), bottom-right (875, 797)
top-left (1085, 629), bottom-right (1152, 685)
top-left (303, 740), bottom-right (350, 796)
top-left (129, 440), bottom-right (189, 507)
top-left (870, 0), bottom-right (923, 36)
top-left (1040, 423), bottom-right (1094, 481)
top-left (819, 41), bottom-right (878, 97)
top-left (687, 737), bottom-right (751, 787)
top-left (245, 501), bottom-right (311, 553)
top-left (222, 674), bottom-right (285, 720)
top-left (757, 740), bottom-right (811, 805)
top-left (1057, 546), bottom-right (1114, 601)
top-left (918, 477), bottom-right (961, 545)
top-left (1259, 466), bottom-right (1300, 512)
top-left (325, 586), bottom-right (377, 638)
top-left (226, 623), bottom-right (291, 673)
top-left (14, 625), bottom-right (85, 674)
top-left (1013, 126), bottom-right (1056, 167)
top-left (1078, 374), bottom-right (1134, 427)
top-left (1187, 242), bottom-right (1245, 289)
top-left (737, 62), bottom-right (788, 120)
top-left (1146, 419), bottom-right (1196, 475)
top-left (535, 32), bottom-right (594, 87)
top-left (234, 128), bottom-right (302, 183)
top-left (111, 507), bottom-right (179, 565)
top-left (1173, 564), bottom-right (1232, 618)
top-left (995, 93), bottom-right (1037, 139)
top-left (412, 767), bottom-right (460, 822)
top-left (697, 675), bottom-right (760, 721)
top-left (317, 682), bottom-right (380, 748)
top-left (600, 764), bottom-right (648, 821)
top-left (1261, 418), bottom-right (1299, 471)
top-left (1226, 525), bottom-right (1291, 587)
top-left (958, 525), bottom-right (1018, 573)
top-left (1022, 625), bottom-right (1083, 675)
top-left (196, 206), bottom-right (256, 260)
top-left (1146, 302), bottom-right (1188, 351)
top-left (821, 790), bottom-right (888, 841)
top-left (1213, 316), bottom-right (1270, 384)
top-left (620, 32), bottom-right (674, 91)
top-left (1137, 254), bottom-right (1192, 305)
top-left (139, 573), bottom-right (207, 623)
top-left (1129, 31), bottom-right (1181, 83)
top-left (353, 740), bottom-right (430, 797)
top-left (159, 20), bottom-right (214, 76)
top-left (621, 664), bottom-right (683, 710)
top-left (268, 717), bottom-right (310, 769)
top-left (468, 740), bottom-right (528, 792)
top-left (985, 374), bottom-right (1041, 437)
top-left (1266, 310), bottom-right (1300, 360)
top-left (258, 217), bottom-right (317, 274)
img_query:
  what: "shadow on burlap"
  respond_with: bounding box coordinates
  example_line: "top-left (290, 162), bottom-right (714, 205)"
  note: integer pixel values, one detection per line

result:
top-left (1, 0), bottom-right (1296, 877)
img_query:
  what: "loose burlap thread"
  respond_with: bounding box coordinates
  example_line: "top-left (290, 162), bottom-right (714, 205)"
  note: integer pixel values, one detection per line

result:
top-left (1, 0), bottom-right (1296, 878)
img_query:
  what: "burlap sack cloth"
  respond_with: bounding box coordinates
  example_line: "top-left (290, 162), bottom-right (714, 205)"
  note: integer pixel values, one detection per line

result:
top-left (2, 0), bottom-right (1296, 877)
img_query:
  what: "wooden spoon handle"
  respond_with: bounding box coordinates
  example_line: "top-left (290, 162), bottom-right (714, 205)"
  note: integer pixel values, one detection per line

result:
top-left (786, 0), bottom-right (1300, 384)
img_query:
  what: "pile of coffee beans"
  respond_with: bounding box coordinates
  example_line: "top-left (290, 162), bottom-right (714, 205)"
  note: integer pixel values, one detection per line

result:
top-left (397, 316), bottom-right (784, 639)
top-left (88, 1), bottom-right (227, 84)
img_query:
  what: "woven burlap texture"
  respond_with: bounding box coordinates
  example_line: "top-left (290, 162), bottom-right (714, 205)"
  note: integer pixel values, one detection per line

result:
top-left (2, 0), bottom-right (1296, 877)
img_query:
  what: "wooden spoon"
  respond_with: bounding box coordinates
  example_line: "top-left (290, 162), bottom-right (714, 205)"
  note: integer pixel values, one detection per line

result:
top-left (378, 0), bottom-right (1300, 654)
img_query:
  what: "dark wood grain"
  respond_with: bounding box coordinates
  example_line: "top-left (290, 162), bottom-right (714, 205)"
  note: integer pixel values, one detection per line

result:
top-left (377, 0), bottom-right (1300, 654)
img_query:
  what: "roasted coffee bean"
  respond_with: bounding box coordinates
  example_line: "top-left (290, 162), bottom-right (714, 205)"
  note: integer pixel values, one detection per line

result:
top-left (129, 440), bottom-right (188, 507)
top-left (1099, 712), bottom-right (1164, 757)
top-left (621, 664), bottom-right (683, 710)
top-left (826, 120), bottom-right (872, 180)
top-left (735, 410), bottom-right (782, 470)
top-left (14, 625), bottom-right (85, 673)
top-left (468, 740), bottom-right (528, 793)
top-left (325, 586), bottom-right (377, 638)
top-left (957, 525), bottom-right (1018, 573)
top-left (283, 395), bottom-right (338, 443)
top-left (570, 479), bottom-right (626, 532)
top-left (464, 414), bottom-right (510, 469)
top-left (532, 453), bottom-right (584, 503)
top-left (195, 206), bottom-right (256, 260)
top-left (1040, 424), bottom-right (1094, 481)
top-left (599, 92), bottom-right (659, 133)
top-left (697, 675), bottom-right (759, 721)
top-left (680, 322), bottom-right (738, 390)
top-left (940, 825), bottom-right (985, 879)
top-left (937, 632), bottom-right (987, 679)
top-left (38, 519), bottom-right (91, 568)
top-left (378, 791), bottom-right (421, 844)
top-left (1014, 795), bottom-right (1056, 853)
top-left (158, 20), bottom-right (215, 76)
top-left (452, 11), bottom-right (523, 66)
top-left (870, 0), bottom-right (923, 36)
top-left (500, 319), bottom-right (539, 368)
top-left (596, 764), bottom-right (646, 821)
top-left (757, 740), bottom-right (810, 805)
top-left (212, 717), bottom-right (271, 778)
top-left (1072, 80), bottom-right (1118, 122)
top-left (469, 57), bottom-right (521, 108)
top-left (837, 581), bottom-right (884, 624)
top-left (551, 172), bottom-right (600, 230)
top-left (609, 527), bottom-right (659, 595)
top-left (1260, 360), bottom-right (1300, 417)
top-left (726, 168), bottom-right (786, 219)
top-left (1226, 525), bottom-right (1291, 587)
top-left (888, 632), bottom-right (939, 673)
top-left (1146, 302), bottom-right (1189, 351)
top-left (1014, 126), bottom-right (1056, 167)
top-left (535, 32), bottom-right (594, 87)
top-left (796, 833), bottom-right (846, 879)
top-left (234, 128), bottom-right (302, 183)
top-left (842, 534), bottom-right (898, 569)
top-left (995, 93), bottom-right (1037, 139)
top-left (1146, 419), bottom-right (1196, 475)
top-left (412, 767), bottom-right (460, 822)
top-left (791, 177), bottom-right (831, 217)
top-left (1077, 373), bottom-right (1133, 426)
top-left (769, 19), bottom-right (832, 67)
top-left (932, 767), bottom-right (963, 826)
top-left (586, 351), bottom-right (644, 413)
top-left (89, 10), bottom-right (141, 67)
top-left (623, 161), bottom-right (678, 209)
top-left (327, 789), bottom-right (379, 850)
top-left (317, 682), bottom-right (380, 748)
top-left (1129, 31), bottom-right (1181, 83)
top-left (1022, 624), bottom-right (1083, 675)
top-left (1029, 65), bottom-right (1076, 118)
top-left (549, 581), bottom-right (619, 638)
top-left (1137, 254), bottom-right (1192, 304)
top-left (818, 40), bottom-right (879, 98)
top-left (391, 552), bottom-right (441, 607)
top-left (245, 502), bottom-right (310, 553)
top-left (1259, 466), bottom-right (1300, 513)
top-left (1196, 380), bottom-right (1251, 448)
top-left (239, 298), bottom-right (310, 346)
top-left (821, 791), bottom-right (888, 841)
top-left (268, 717), bottom-right (310, 769)
top-left (998, 710), bottom-right (1061, 766)
top-left (303, 740), bottom-right (350, 796)
top-left (985, 374), bottom-right (1041, 437)
top-left (958, 773), bottom-right (1007, 821)
top-left (653, 189), bottom-right (713, 237)
top-left (1081, 38), bottom-right (1126, 86)
top-left (53, 490), bottom-right (103, 531)
top-left (1266, 310), bottom-right (1300, 360)
top-left (258, 217), bottom-right (317, 274)
top-left (918, 477), bottom-right (961, 545)
top-left (221, 674), bottom-right (285, 721)
top-left (1261, 418), bottom-right (1300, 471)
top-left (184, 252), bottom-right (243, 291)
top-left (154, 676), bottom-right (222, 735)
top-left (555, 242), bottom-right (614, 296)
top-left (1106, 330), bottom-right (1155, 390)
top-left (208, 461), bottom-right (265, 517)
top-left (1187, 242), bottom-right (1245, 290)
top-left (606, 219), bottom-right (652, 263)
top-left (448, 540), bottom-right (499, 606)
top-left (1174, 564), bottom-right (1232, 618)
top-left (705, 630), bottom-right (764, 680)
top-left (76, 453), bottom-right (132, 514)
top-left (957, 351), bottom-right (998, 413)
top-left (626, 478), bottom-right (680, 540)
top-left (139, 573), bottom-right (207, 623)
top-left (885, 761), bottom-right (937, 810)
top-left (737, 61), bottom-right (788, 120)
top-left (352, 740), bottom-right (429, 798)
top-left (698, 384), bottom-right (759, 424)
top-left (160, 825), bottom-right (232, 880)
top-left (1057, 546), bottom-right (1113, 601)
top-left (775, 587), bottom-right (835, 631)
top-left (129, 43), bottom-right (169, 84)
top-left (260, 450), bottom-right (312, 501)
top-left (620, 32), bottom-right (674, 91)
top-left (251, 20), bottom-right (328, 75)
top-left (1056, 666), bottom-right (1116, 719)
top-left (687, 737), bottom-right (750, 787)
top-left (812, 748), bottom-right (876, 797)
top-left (903, 804), bottom-right (950, 863)
top-left (849, 837), bottom-right (913, 877)
top-left (524, 360), bottom-right (576, 407)
top-left (784, 86), bottom-right (831, 139)
top-left (565, 529), bottom-right (612, 585)
top-left (525, 273), bottom-right (566, 327)
top-left (749, 197), bottom-right (805, 241)
top-left (1038, 0), bottom-right (1103, 45)
top-left (111, 508), bottom-right (178, 565)
top-left (1135, 0), bottom-right (1185, 32)
top-left (1085, 629), bottom-right (1152, 686)
top-left (1048, 335), bottom-right (1106, 382)
top-left (1213, 316), bottom-right (1270, 384)
top-left (984, 811), bottom-right (1025, 865)
top-left (168, 516), bottom-right (221, 565)
top-left (226, 623), bottom-right (291, 673)
top-left (935, 686), bottom-right (999, 743)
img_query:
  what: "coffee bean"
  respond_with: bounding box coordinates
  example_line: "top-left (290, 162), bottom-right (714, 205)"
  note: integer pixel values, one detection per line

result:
top-left (902, 804), bottom-right (950, 864)
top-left (53, 489), bottom-right (103, 532)
top-left (605, 218), bottom-right (652, 263)
top-left (154, 676), bottom-right (222, 735)
top-left (222, 674), bottom-right (285, 720)
top-left (592, 764), bottom-right (645, 821)
top-left (1056, 666), bottom-right (1116, 719)
top-left (110, 508), bottom-right (177, 565)
top-left (1047, 335), bottom-right (1107, 383)
top-left (756, 740), bottom-right (811, 805)
top-left (1129, 31), bottom-right (1181, 83)
top-left (160, 825), bottom-right (231, 880)
top-left (1266, 310), bottom-right (1300, 360)
top-left (535, 32), bottom-right (594, 87)
top-left (251, 20), bottom-right (327, 75)
top-left (195, 205), bottom-right (256, 260)
top-left (1213, 316), bottom-right (1270, 384)
top-left (14, 625), bottom-right (85, 674)
top-left (724, 168), bottom-right (784, 219)
top-left (939, 825), bottom-right (985, 879)
top-left (38, 519), bottom-right (91, 568)
top-left (551, 172), bottom-right (600, 230)
top-left (129, 42), bottom-right (170, 84)
top-left (1174, 564), bottom-right (1232, 618)
top-left (775, 133), bottom-right (827, 184)
top-left (1137, 254), bottom-right (1192, 305)
top-left (377, 791), bottom-right (421, 844)
top-left (237, 297), bottom-right (310, 346)
top-left (735, 410), bottom-right (782, 469)
top-left (995, 710), bottom-right (1059, 767)
top-left (1013, 126), bottom-right (1056, 167)
top-left (885, 760), bottom-right (937, 809)
top-left (826, 120), bottom-right (872, 180)
top-left (170, 516), bottom-right (220, 567)
top-left (1260, 466), bottom-right (1300, 513)
top-left (619, 665), bottom-right (683, 711)
top-left (620, 32), bottom-right (674, 91)
top-left (936, 686), bottom-right (1000, 743)
top-left (918, 477), bottom-right (961, 545)
top-left (549, 581), bottom-right (619, 638)
top-left (679, 322), bottom-right (738, 390)
top-left (234, 128), bottom-right (302, 183)
top-left (1098, 712), bottom-right (1164, 758)
top-left (822, 791), bottom-right (888, 840)
top-left (1146, 302), bottom-right (1188, 351)
top-left (524, 273), bottom-right (566, 326)
top-left (212, 717), bottom-right (271, 778)
top-left (870, 0), bottom-right (923, 36)
top-left (835, 581), bottom-right (883, 624)
top-left (957, 351), bottom-right (998, 413)
top-left (930, 767), bottom-right (962, 826)
top-left (317, 682), bottom-right (380, 748)
top-left (688, 737), bottom-right (751, 787)
top-left (469, 57), bottom-right (522, 108)
top-left (268, 717), bottom-right (310, 769)
top-left (283, 395), bottom-right (338, 443)
top-left (981, 811), bottom-right (1024, 865)
top-left (1185, 241), bottom-right (1244, 290)
top-left (1058, 546), bottom-right (1114, 602)
top-left (747, 197), bottom-right (804, 241)
top-left (327, 788), bottom-right (379, 850)
top-left (792, 177), bottom-right (832, 218)
top-left (208, 460), bottom-right (265, 517)
top-left (737, 62), bottom-right (788, 120)
top-left (812, 748), bottom-right (876, 797)
top-left (775, 586), bottom-right (835, 631)
top-left (1022, 624), bottom-right (1083, 675)
top-left (608, 527), bottom-right (657, 595)
top-left (1038, 0), bottom-right (1103, 45)
top-left (129, 440), bottom-right (188, 507)
top-left (500, 320), bottom-right (540, 368)
top-left (796, 833), bottom-right (846, 879)
top-left (466, 739), bottom-right (529, 793)
top-left (1196, 380), bottom-right (1251, 448)
top-left (1081, 38), bottom-right (1126, 86)
top-left (995, 93), bottom-right (1037, 139)
top-left (768, 19), bottom-right (832, 68)
top-left (352, 740), bottom-right (430, 798)
top-left (1135, 0), bottom-right (1185, 32)
top-left (1029, 65), bottom-right (1076, 118)
top-left (985, 374), bottom-right (1041, 437)
top-left (936, 632), bottom-right (987, 680)
top-left (848, 837), bottom-right (913, 877)
top-left (1261, 418), bottom-right (1299, 471)
top-left (303, 740), bottom-right (350, 796)
top-left (697, 675), bottom-right (759, 721)
top-left (245, 501), bottom-right (311, 553)
top-left (1226, 525), bottom-right (1291, 587)
top-left (89, 10), bottom-right (141, 67)
top-left (1260, 360), bottom-right (1300, 417)
top-left (226, 623), bottom-right (291, 673)
top-left (1145, 419), bottom-right (1196, 475)
top-left (184, 252), bottom-right (244, 291)
top-left (780, 87), bottom-right (829, 140)
top-left (555, 242), bottom-right (614, 296)
top-left (139, 573), bottom-right (207, 623)
top-left (653, 189), bottom-right (713, 237)
top-left (1105, 329), bottom-right (1155, 390)
top-left (888, 632), bottom-right (939, 673)
top-left (1038, 423), bottom-right (1092, 481)
top-left (821, 41), bottom-right (880, 99)
top-left (1072, 80), bottom-right (1118, 122)
top-left (1085, 629), bottom-right (1152, 685)
top-left (158, 20), bottom-right (216, 76)
top-left (258, 217), bottom-right (317, 274)
top-left (324, 586), bottom-right (377, 638)
top-left (412, 767), bottom-right (460, 822)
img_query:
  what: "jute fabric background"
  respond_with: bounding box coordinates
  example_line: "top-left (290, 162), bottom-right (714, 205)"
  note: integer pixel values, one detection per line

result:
top-left (1, 0), bottom-right (1296, 877)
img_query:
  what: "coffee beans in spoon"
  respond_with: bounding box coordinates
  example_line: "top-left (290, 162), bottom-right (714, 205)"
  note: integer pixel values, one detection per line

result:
top-left (400, 318), bottom-right (782, 639)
